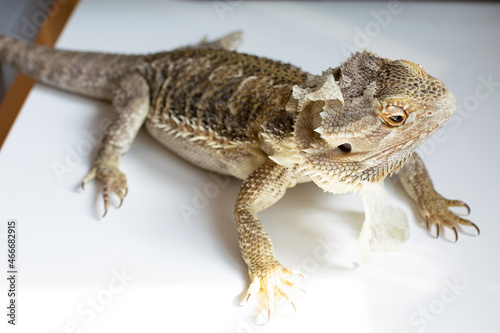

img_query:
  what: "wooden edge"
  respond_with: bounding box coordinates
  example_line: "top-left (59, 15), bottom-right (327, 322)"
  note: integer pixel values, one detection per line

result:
top-left (0, 0), bottom-right (79, 151)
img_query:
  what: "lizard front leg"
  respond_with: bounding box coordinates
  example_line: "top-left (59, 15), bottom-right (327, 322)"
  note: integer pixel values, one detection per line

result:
top-left (235, 160), bottom-right (302, 320)
top-left (397, 153), bottom-right (479, 241)
top-left (82, 73), bottom-right (150, 216)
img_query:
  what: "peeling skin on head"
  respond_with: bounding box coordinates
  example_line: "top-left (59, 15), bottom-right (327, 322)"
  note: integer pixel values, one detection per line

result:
top-left (290, 51), bottom-right (456, 193)
top-left (284, 51), bottom-right (456, 259)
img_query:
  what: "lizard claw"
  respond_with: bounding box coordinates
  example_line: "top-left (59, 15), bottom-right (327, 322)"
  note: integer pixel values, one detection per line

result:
top-left (82, 164), bottom-right (128, 216)
top-left (445, 200), bottom-right (471, 216)
top-left (420, 192), bottom-right (478, 241)
top-left (451, 226), bottom-right (458, 243)
top-left (470, 222), bottom-right (480, 236)
top-left (243, 262), bottom-right (303, 323)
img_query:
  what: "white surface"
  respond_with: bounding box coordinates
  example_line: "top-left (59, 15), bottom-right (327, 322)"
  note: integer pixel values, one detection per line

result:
top-left (1, 1), bottom-right (500, 332)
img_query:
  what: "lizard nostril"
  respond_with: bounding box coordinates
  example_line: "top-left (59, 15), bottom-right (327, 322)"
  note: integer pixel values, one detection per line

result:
top-left (338, 143), bottom-right (352, 153)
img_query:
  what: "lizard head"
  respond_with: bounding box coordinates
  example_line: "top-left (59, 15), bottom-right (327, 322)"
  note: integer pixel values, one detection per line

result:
top-left (291, 51), bottom-right (456, 193)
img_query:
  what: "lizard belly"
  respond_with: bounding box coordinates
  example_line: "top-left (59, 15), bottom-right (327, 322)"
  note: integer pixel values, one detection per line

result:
top-left (145, 118), bottom-right (268, 180)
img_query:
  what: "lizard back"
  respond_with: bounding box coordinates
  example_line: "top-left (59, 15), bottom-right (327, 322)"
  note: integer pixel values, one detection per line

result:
top-left (144, 48), bottom-right (308, 178)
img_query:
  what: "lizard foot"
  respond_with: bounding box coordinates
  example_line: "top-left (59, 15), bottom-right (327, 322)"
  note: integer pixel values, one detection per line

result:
top-left (418, 191), bottom-right (479, 242)
top-left (243, 262), bottom-right (303, 323)
top-left (82, 164), bottom-right (128, 217)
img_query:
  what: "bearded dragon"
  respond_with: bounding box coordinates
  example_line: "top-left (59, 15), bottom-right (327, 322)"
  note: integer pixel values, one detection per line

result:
top-left (0, 31), bottom-right (478, 318)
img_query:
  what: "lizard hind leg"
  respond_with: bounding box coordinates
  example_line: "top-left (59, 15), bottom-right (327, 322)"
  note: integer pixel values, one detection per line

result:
top-left (82, 74), bottom-right (150, 217)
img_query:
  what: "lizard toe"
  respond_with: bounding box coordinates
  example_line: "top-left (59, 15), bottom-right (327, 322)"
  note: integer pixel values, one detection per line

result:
top-left (420, 194), bottom-right (478, 241)
top-left (81, 167), bottom-right (97, 189)
top-left (82, 163), bottom-right (128, 216)
top-left (243, 263), bottom-right (303, 323)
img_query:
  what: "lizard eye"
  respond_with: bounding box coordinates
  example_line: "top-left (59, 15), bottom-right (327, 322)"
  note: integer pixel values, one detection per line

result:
top-left (390, 115), bottom-right (404, 123)
top-left (382, 105), bottom-right (407, 127)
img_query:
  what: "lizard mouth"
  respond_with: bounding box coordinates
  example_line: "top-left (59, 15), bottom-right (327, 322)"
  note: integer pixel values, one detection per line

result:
top-left (366, 140), bottom-right (412, 161)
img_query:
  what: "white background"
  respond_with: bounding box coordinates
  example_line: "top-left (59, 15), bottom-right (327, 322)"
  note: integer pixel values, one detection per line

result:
top-left (1, 1), bottom-right (499, 332)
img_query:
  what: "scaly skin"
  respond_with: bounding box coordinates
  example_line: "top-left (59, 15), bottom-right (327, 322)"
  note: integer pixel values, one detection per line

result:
top-left (0, 31), bottom-right (478, 319)
top-left (398, 153), bottom-right (479, 241)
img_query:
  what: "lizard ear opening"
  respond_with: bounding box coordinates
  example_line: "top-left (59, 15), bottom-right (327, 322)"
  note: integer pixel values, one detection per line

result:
top-left (338, 143), bottom-right (352, 152)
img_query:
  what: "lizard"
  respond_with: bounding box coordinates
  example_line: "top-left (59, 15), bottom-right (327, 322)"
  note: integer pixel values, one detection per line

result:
top-left (0, 31), bottom-right (479, 318)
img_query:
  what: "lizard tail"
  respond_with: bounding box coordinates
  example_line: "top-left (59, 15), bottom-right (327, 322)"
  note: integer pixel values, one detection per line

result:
top-left (0, 34), bottom-right (144, 100)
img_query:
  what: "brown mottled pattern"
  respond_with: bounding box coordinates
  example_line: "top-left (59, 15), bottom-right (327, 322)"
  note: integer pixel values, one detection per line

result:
top-left (144, 49), bottom-right (308, 142)
top-left (0, 32), bottom-right (478, 319)
top-left (375, 60), bottom-right (448, 102)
